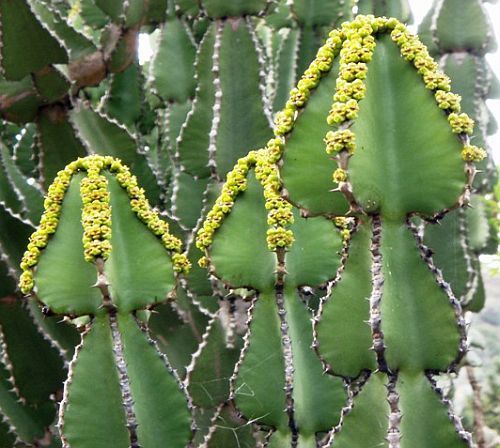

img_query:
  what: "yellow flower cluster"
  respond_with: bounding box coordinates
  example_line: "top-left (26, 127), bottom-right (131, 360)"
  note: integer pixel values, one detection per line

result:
top-left (319, 15), bottom-right (485, 188)
top-left (297, 67), bottom-right (321, 91)
top-left (196, 152), bottom-right (257, 259)
top-left (324, 15), bottom-right (381, 185)
top-left (448, 113), bottom-right (475, 135)
top-left (461, 145), bottom-right (487, 162)
top-left (272, 28), bottom-right (345, 138)
top-left (435, 90), bottom-right (461, 112)
top-left (391, 23), bottom-right (451, 92)
top-left (334, 79), bottom-right (366, 102)
top-left (266, 227), bottom-right (294, 250)
top-left (340, 62), bottom-right (368, 82)
top-left (19, 156), bottom-right (189, 295)
top-left (255, 152), bottom-right (295, 250)
top-left (326, 16), bottom-right (379, 130)
top-left (198, 256), bottom-right (209, 269)
top-left (19, 165), bottom-right (73, 294)
top-left (327, 99), bottom-right (360, 125)
top-left (340, 40), bottom-right (374, 64)
top-left (333, 216), bottom-right (352, 244)
top-left (423, 72), bottom-right (451, 91)
top-left (108, 157), bottom-right (189, 273)
top-left (287, 88), bottom-right (310, 108)
top-left (324, 129), bottom-right (356, 155)
top-left (333, 168), bottom-right (348, 183)
top-left (171, 253), bottom-right (191, 274)
top-left (195, 147), bottom-right (296, 260)
top-left (80, 170), bottom-right (112, 262)
top-left (389, 21), bottom-right (484, 163)
top-left (315, 46), bottom-right (336, 72)
top-left (265, 137), bottom-right (285, 164)
top-left (274, 108), bottom-right (295, 135)
top-left (392, 22), bottom-right (452, 93)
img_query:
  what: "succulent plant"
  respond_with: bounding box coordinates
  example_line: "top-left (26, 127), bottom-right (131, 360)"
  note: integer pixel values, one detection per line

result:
top-left (18, 155), bottom-right (191, 448)
top-left (0, 1), bottom-right (497, 447)
top-left (197, 14), bottom-right (487, 447)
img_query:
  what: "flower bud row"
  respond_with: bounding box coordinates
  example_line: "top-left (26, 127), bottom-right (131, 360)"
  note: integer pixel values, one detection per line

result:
top-left (325, 15), bottom-right (381, 186)
top-left (107, 157), bottom-right (189, 274)
top-left (255, 152), bottom-right (295, 250)
top-left (334, 216), bottom-right (353, 245)
top-left (19, 155), bottom-right (189, 295)
top-left (323, 15), bottom-right (485, 191)
top-left (80, 169), bottom-right (112, 263)
top-left (390, 21), bottom-right (485, 163)
top-left (272, 28), bottom-right (345, 138)
top-left (196, 152), bottom-right (257, 261)
top-left (19, 164), bottom-right (74, 294)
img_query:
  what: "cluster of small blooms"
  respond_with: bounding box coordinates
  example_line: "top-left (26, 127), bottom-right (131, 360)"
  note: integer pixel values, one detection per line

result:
top-left (389, 21), bottom-right (485, 163)
top-left (325, 16), bottom-right (380, 130)
top-left (327, 15), bottom-right (378, 121)
top-left (435, 91), bottom-right (461, 112)
top-left (195, 146), bottom-right (296, 264)
top-left (272, 29), bottom-right (345, 139)
top-left (324, 129), bottom-right (356, 155)
top-left (19, 156), bottom-right (190, 295)
top-left (80, 158), bottom-right (112, 263)
top-left (297, 66), bottom-right (321, 91)
top-left (266, 227), bottom-right (294, 251)
top-left (327, 99), bottom-right (360, 125)
top-left (265, 137), bottom-right (285, 164)
top-left (413, 55), bottom-right (438, 75)
top-left (448, 113), bottom-right (475, 135)
top-left (324, 16), bottom-right (381, 186)
top-left (333, 168), bottom-right (348, 183)
top-left (334, 79), bottom-right (366, 102)
top-left (461, 145), bottom-right (487, 162)
top-left (19, 164), bottom-right (75, 294)
top-left (198, 256), bottom-right (210, 269)
top-left (196, 152), bottom-right (257, 261)
top-left (333, 217), bottom-right (352, 244)
top-left (255, 152), bottom-right (295, 250)
top-left (171, 253), bottom-right (191, 274)
top-left (340, 39), bottom-right (374, 64)
top-left (315, 46), bottom-right (336, 72)
top-left (340, 62), bottom-right (368, 82)
top-left (325, 29), bottom-right (344, 50)
top-left (391, 23), bottom-right (451, 93)
top-left (287, 88), bottom-right (310, 108)
top-left (391, 23), bottom-right (454, 92)
top-left (422, 71), bottom-right (451, 91)
top-left (274, 108), bottom-right (295, 135)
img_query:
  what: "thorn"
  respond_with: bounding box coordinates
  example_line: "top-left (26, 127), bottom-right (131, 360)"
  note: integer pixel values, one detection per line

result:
top-left (41, 304), bottom-right (58, 316)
